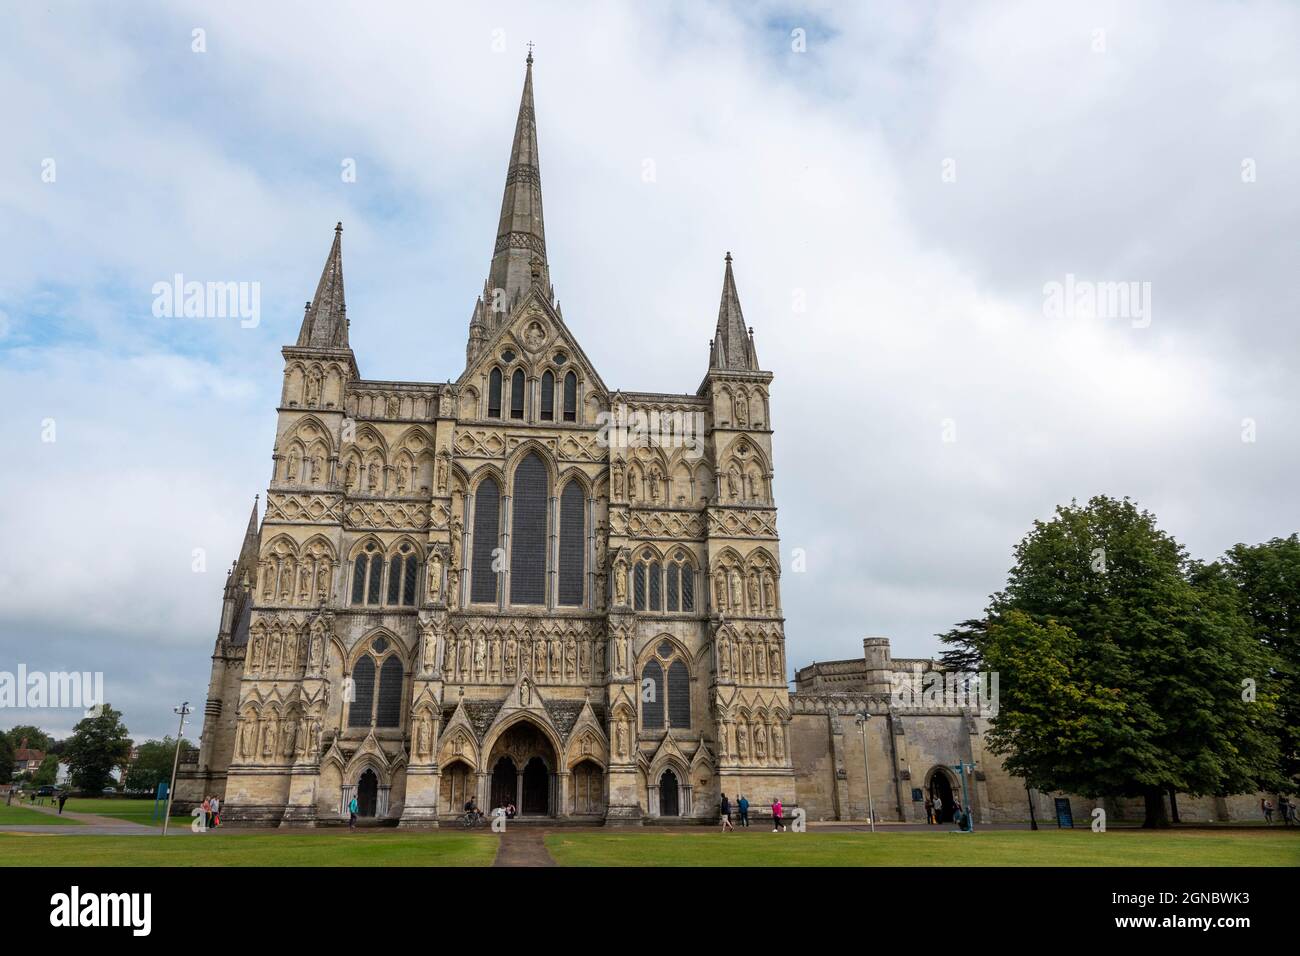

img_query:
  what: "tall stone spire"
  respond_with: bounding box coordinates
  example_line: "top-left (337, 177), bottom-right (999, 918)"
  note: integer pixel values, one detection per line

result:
top-left (485, 51), bottom-right (549, 318)
top-left (709, 252), bottom-right (759, 371)
top-left (296, 222), bottom-right (349, 349)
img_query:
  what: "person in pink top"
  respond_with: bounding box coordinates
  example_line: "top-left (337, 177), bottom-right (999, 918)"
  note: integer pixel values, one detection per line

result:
top-left (771, 797), bottom-right (785, 832)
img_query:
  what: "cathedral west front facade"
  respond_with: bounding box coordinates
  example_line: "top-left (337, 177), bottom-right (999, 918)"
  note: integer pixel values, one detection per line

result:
top-left (179, 55), bottom-right (794, 825)
top-left (179, 55), bottom-right (1274, 830)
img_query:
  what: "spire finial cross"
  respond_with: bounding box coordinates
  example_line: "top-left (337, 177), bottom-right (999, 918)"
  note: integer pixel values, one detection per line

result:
top-left (526, 41), bottom-right (535, 64)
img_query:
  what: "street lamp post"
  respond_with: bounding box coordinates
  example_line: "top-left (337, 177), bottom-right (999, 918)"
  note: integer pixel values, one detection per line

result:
top-left (855, 712), bottom-right (875, 832)
top-left (161, 702), bottom-right (192, 837)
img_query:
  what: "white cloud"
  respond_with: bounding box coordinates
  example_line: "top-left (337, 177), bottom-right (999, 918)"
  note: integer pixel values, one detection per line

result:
top-left (1, 0), bottom-right (1296, 737)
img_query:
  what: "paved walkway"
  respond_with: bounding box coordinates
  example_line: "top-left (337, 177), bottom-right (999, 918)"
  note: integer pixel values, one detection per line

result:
top-left (492, 827), bottom-right (556, 867)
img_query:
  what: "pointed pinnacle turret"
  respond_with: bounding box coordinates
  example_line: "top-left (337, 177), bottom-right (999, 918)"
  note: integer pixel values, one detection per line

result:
top-left (485, 54), bottom-right (548, 319)
top-left (296, 222), bottom-right (349, 349)
top-left (710, 252), bottom-right (759, 370)
top-left (236, 495), bottom-right (260, 573)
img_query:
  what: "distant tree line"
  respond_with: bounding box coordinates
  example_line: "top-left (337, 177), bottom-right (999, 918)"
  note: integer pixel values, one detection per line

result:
top-left (3, 710), bottom-right (195, 793)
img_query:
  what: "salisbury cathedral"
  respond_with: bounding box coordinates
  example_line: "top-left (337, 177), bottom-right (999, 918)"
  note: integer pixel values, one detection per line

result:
top-left (178, 57), bottom-right (1263, 828)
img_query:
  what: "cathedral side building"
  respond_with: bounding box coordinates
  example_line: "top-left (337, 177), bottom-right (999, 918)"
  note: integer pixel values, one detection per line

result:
top-left (179, 55), bottom-right (792, 825)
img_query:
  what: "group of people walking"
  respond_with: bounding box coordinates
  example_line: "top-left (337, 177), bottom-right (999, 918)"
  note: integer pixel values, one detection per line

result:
top-left (199, 795), bottom-right (221, 829)
top-left (923, 791), bottom-right (962, 826)
top-left (1262, 796), bottom-right (1297, 825)
top-left (719, 794), bottom-right (785, 831)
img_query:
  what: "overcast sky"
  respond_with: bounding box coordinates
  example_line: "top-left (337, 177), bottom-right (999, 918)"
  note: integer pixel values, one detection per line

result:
top-left (1, 1), bottom-right (1296, 740)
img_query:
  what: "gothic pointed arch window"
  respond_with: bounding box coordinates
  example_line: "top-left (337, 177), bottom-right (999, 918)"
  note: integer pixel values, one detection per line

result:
top-left (558, 479), bottom-right (585, 606)
top-left (351, 541), bottom-right (384, 606)
top-left (642, 658), bottom-right (665, 729)
top-left (633, 559), bottom-right (647, 611)
top-left (648, 559), bottom-right (662, 611)
top-left (488, 368), bottom-right (502, 418)
top-left (347, 636), bottom-right (404, 730)
top-left (666, 550), bottom-right (695, 613)
top-left (563, 372), bottom-right (577, 422)
top-left (347, 654), bottom-right (376, 728)
top-left (510, 369), bottom-right (525, 419)
top-left (471, 477), bottom-right (501, 603)
top-left (641, 640), bottom-right (691, 730)
top-left (540, 370), bottom-right (555, 421)
top-left (509, 452), bottom-right (548, 605)
top-left (376, 656), bottom-right (403, 727)
top-left (386, 542), bottom-right (420, 607)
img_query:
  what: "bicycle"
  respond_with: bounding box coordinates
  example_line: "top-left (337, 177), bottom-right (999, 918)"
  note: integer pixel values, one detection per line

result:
top-left (460, 810), bottom-right (487, 829)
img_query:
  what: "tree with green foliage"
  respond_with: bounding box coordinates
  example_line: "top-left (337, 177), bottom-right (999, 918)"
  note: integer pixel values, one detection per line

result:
top-left (5, 725), bottom-right (54, 753)
top-left (124, 737), bottom-right (191, 793)
top-left (0, 733), bottom-right (12, 784)
top-left (63, 705), bottom-right (132, 793)
top-left (1221, 534), bottom-right (1300, 787)
top-left (33, 753), bottom-right (60, 786)
top-left (952, 496), bottom-right (1283, 827)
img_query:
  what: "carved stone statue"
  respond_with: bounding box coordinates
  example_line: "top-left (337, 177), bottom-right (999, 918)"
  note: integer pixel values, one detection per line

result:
top-left (421, 620), bottom-right (437, 673)
top-left (427, 551), bottom-right (443, 602)
top-left (450, 516), bottom-right (463, 569)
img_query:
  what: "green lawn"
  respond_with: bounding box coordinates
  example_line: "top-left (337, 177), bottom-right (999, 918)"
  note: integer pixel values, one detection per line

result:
top-left (0, 803), bottom-right (80, 826)
top-left (545, 828), bottom-right (1300, 867)
top-left (61, 798), bottom-right (166, 826)
top-left (0, 830), bottom-right (498, 867)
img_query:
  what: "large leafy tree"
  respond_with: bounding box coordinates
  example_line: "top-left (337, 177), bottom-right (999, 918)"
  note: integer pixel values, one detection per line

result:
top-left (63, 705), bottom-right (132, 793)
top-left (33, 754), bottom-right (60, 786)
top-left (5, 725), bottom-right (54, 753)
top-left (1220, 535), bottom-right (1300, 786)
top-left (964, 496), bottom-right (1283, 826)
top-left (124, 738), bottom-right (190, 794)
top-left (0, 733), bottom-right (12, 784)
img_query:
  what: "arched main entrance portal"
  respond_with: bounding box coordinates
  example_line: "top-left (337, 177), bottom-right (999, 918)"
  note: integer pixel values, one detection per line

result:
top-left (491, 756), bottom-right (517, 810)
top-left (927, 767), bottom-right (956, 823)
top-left (486, 720), bottom-right (558, 816)
top-left (522, 757), bottom-right (549, 814)
top-left (357, 768), bottom-right (379, 818)
top-left (659, 769), bottom-right (680, 817)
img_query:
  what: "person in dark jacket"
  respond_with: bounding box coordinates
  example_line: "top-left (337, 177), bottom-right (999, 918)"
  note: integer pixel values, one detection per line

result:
top-left (737, 795), bottom-right (750, 828)
top-left (720, 793), bottom-right (736, 831)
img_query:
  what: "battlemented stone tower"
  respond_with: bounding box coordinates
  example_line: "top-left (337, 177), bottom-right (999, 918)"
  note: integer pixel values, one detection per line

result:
top-left (178, 54), bottom-right (791, 826)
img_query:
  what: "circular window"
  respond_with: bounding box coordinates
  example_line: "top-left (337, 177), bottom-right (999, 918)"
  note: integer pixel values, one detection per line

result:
top-left (657, 640), bottom-right (673, 659)
top-left (502, 349), bottom-right (516, 363)
top-left (553, 352), bottom-right (568, 365)
top-left (372, 636), bottom-right (390, 654)
top-left (365, 542), bottom-right (376, 553)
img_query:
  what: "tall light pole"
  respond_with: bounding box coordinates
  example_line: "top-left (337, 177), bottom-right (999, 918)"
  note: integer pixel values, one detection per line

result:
top-left (855, 712), bottom-right (875, 832)
top-left (161, 702), bottom-right (192, 837)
